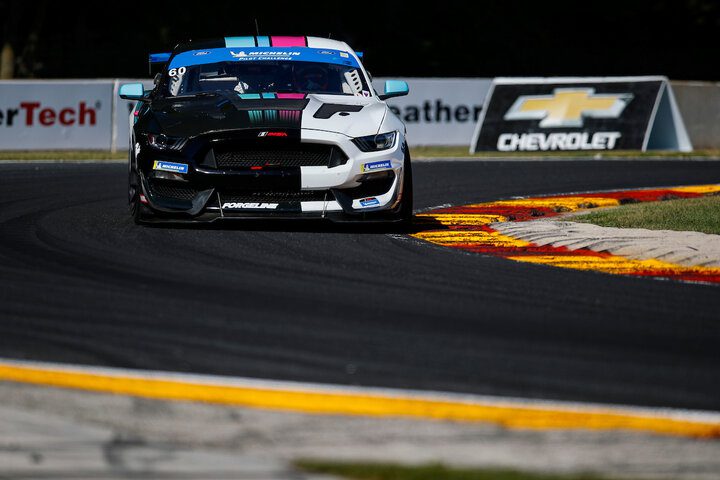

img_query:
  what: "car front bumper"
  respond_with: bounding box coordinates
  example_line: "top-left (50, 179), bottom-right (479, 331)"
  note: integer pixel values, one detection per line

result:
top-left (135, 129), bottom-right (407, 222)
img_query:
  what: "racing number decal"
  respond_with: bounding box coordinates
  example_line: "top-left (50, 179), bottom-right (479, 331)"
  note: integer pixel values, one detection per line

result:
top-left (168, 67), bottom-right (187, 77)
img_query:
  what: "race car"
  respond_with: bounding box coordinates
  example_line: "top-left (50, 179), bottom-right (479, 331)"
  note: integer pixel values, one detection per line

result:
top-left (119, 35), bottom-right (412, 224)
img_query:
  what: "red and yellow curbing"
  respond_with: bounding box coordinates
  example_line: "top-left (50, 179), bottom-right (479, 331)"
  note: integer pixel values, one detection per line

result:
top-left (412, 185), bottom-right (720, 284)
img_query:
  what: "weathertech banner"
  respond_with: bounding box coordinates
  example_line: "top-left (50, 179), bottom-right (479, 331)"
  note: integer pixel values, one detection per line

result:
top-left (471, 76), bottom-right (692, 152)
top-left (374, 78), bottom-right (492, 146)
top-left (0, 80), bottom-right (114, 150)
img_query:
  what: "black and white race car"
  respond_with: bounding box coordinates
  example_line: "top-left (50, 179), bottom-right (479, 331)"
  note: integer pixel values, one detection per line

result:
top-left (120, 35), bottom-right (412, 224)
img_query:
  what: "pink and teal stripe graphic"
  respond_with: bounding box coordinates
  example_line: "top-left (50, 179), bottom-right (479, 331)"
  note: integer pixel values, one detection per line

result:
top-left (224, 36), bottom-right (307, 48)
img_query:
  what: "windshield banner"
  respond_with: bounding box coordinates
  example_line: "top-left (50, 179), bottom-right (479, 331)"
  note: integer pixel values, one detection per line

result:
top-left (169, 48), bottom-right (360, 70)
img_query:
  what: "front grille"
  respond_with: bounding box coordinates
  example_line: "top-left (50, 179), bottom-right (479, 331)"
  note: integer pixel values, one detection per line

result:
top-left (215, 145), bottom-right (346, 168)
top-left (148, 180), bottom-right (199, 200)
top-left (220, 190), bottom-right (333, 203)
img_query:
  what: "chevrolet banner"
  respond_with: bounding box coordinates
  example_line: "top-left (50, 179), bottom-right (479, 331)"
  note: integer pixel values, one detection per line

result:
top-left (471, 76), bottom-right (692, 152)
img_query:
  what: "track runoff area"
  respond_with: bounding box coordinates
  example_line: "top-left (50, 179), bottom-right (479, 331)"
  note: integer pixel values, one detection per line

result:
top-left (1, 157), bottom-right (720, 441)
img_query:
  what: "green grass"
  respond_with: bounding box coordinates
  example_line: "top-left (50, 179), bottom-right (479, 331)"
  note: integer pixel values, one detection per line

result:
top-left (0, 150), bottom-right (126, 161)
top-left (1, 148), bottom-right (719, 161)
top-left (295, 461), bottom-right (623, 480)
top-left (410, 146), bottom-right (720, 159)
top-left (574, 195), bottom-right (720, 235)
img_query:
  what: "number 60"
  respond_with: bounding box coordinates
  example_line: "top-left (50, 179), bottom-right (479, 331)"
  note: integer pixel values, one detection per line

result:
top-left (168, 66), bottom-right (187, 77)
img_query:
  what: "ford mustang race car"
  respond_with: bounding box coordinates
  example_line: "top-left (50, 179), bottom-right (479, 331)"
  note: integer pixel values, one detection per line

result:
top-left (119, 35), bottom-right (412, 224)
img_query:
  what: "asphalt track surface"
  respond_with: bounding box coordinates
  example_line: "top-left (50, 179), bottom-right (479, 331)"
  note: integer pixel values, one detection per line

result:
top-left (1, 160), bottom-right (720, 412)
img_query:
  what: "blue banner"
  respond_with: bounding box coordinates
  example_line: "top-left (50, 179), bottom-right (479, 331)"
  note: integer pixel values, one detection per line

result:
top-left (170, 48), bottom-right (359, 70)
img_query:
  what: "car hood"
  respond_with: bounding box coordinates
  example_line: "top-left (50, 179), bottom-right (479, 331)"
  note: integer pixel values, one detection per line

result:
top-left (144, 93), bottom-right (385, 139)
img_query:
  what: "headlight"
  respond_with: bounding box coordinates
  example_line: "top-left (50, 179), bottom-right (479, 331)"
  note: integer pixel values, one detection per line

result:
top-left (146, 133), bottom-right (188, 151)
top-left (352, 131), bottom-right (397, 152)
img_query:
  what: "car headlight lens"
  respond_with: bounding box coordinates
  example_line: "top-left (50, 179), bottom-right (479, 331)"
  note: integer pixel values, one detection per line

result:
top-left (146, 133), bottom-right (188, 151)
top-left (352, 131), bottom-right (397, 152)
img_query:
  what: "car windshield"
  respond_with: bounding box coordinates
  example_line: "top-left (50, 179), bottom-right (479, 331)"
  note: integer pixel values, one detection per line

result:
top-left (165, 60), bottom-right (371, 97)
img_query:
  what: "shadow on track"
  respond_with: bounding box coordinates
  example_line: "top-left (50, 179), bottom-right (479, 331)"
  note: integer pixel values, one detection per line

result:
top-left (137, 214), bottom-right (445, 236)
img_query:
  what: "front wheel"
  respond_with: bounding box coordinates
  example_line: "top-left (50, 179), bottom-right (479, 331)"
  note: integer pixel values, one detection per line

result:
top-left (129, 189), bottom-right (147, 225)
top-left (129, 171), bottom-right (151, 225)
top-left (396, 146), bottom-right (414, 224)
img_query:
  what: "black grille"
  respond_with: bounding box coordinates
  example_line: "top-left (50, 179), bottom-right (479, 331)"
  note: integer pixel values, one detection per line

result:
top-left (220, 190), bottom-right (332, 203)
top-left (148, 180), bottom-right (199, 200)
top-left (215, 145), bottom-right (345, 168)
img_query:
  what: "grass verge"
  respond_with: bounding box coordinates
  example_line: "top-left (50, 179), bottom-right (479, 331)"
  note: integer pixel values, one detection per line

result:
top-left (573, 195), bottom-right (720, 235)
top-left (1, 148), bottom-right (720, 161)
top-left (411, 146), bottom-right (720, 159)
top-left (295, 461), bottom-right (622, 480)
top-left (0, 150), bottom-right (126, 161)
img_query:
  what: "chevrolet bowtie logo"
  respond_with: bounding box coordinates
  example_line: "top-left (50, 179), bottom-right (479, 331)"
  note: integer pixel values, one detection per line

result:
top-left (504, 88), bottom-right (633, 128)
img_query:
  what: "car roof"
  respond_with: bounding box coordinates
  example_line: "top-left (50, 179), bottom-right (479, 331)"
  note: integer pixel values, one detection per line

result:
top-left (172, 36), bottom-right (355, 55)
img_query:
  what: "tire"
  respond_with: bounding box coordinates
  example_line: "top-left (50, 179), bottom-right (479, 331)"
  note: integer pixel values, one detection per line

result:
top-left (128, 145), bottom-right (154, 224)
top-left (129, 180), bottom-right (154, 225)
top-left (397, 146), bottom-right (414, 224)
top-left (128, 142), bottom-right (145, 224)
top-left (128, 140), bottom-right (138, 204)
top-left (129, 193), bottom-right (144, 225)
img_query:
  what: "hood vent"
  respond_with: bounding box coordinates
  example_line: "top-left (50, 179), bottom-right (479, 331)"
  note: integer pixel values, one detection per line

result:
top-left (227, 98), bottom-right (310, 111)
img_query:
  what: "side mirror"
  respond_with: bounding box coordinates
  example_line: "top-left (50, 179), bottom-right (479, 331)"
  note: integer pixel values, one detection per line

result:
top-left (378, 80), bottom-right (409, 100)
top-left (118, 83), bottom-right (146, 101)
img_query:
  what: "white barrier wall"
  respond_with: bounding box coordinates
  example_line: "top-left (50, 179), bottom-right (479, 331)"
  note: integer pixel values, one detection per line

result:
top-left (0, 81), bottom-right (114, 150)
top-left (670, 81), bottom-right (720, 149)
top-left (0, 78), bottom-right (492, 150)
top-left (0, 78), bottom-right (713, 151)
top-left (373, 78), bottom-right (492, 146)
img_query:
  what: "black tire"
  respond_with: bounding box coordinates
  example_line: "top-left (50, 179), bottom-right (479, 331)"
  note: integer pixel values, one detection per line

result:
top-left (128, 145), bottom-right (148, 225)
top-left (128, 140), bottom-right (138, 205)
top-left (130, 193), bottom-right (144, 225)
top-left (397, 146), bottom-right (414, 224)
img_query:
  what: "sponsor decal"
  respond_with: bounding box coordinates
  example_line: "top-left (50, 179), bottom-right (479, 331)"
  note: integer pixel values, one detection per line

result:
top-left (472, 80), bottom-right (666, 152)
top-left (359, 197), bottom-right (380, 207)
top-left (0, 101), bottom-right (98, 127)
top-left (361, 90), bottom-right (371, 97)
top-left (387, 100), bottom-right (483, 124)
top-left (222, 202), bottom-right (279, 209)
top-left (231, 50), bottom-right (301, 62)
top-left (193, 51), bottom-right (211, 56)
top-left (504, 88), bottom-right (633, 128)
top-left (339, 52), bottom-right (349, 58)
top-left (361, 160), bottom-right (392, 173)
top-left (496, 88), bottom-right (631, 151)
top-left (258, 131), bottom-right (288, 137)
top-left (248, 51), bottom-right (301, 56)
top-left (497, 132), bottom-right (621, 152)
top-left (171, 48), bottom-right (360, 71)
top-left (152, 160), bottom-right (188, 174)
